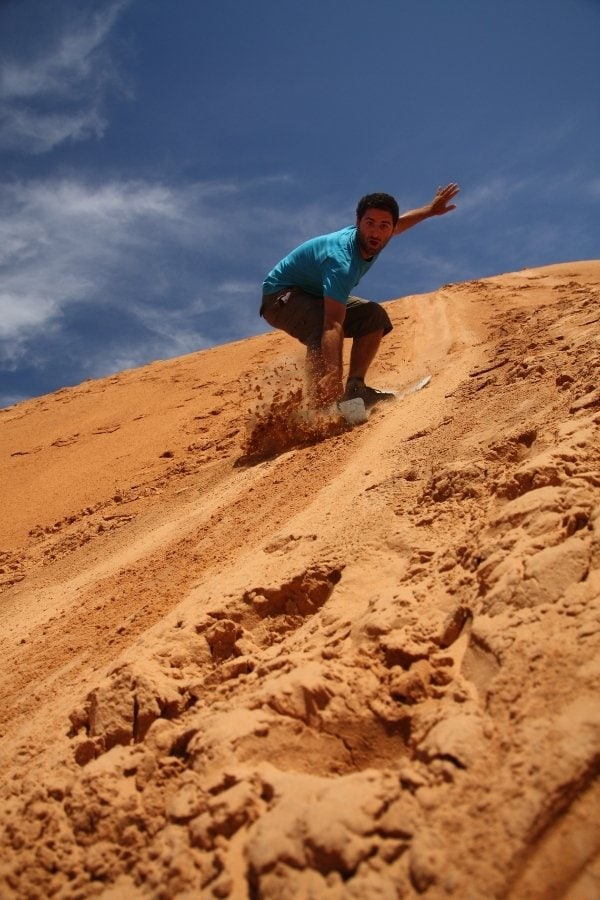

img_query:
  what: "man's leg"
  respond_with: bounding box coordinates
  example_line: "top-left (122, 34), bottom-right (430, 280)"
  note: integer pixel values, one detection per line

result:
top-left (343, 298), bottom-right (395, 406)
top-left (348, 328), bottom-right (384, 380)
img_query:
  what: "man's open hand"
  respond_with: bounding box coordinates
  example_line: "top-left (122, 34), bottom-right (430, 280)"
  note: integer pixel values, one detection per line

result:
top-left (393, 183), bottom-right (460, 234)
top-left (429, 183), bottom-right (460, 216)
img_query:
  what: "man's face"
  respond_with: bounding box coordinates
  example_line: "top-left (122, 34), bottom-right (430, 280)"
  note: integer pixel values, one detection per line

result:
top-left (356, 208), bottom-right (395, 259)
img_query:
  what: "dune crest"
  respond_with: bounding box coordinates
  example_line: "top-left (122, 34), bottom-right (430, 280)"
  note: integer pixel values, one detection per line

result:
top-left (1, 261), bottom-right (599, 898)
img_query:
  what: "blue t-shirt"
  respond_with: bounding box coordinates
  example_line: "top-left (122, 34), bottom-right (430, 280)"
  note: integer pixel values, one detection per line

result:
top-left (263, 226), bottom-right (377, 305)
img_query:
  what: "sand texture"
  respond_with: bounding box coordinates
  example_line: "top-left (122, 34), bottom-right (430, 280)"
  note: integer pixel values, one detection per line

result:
top-left (1, 261), bottom-right (599, 898)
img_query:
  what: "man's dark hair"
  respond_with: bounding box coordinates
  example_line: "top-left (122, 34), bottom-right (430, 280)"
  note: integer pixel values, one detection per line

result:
top-left (356, 192), bottom-right (399, 225)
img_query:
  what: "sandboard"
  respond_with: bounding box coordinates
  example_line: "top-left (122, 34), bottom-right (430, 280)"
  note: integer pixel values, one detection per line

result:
top-left (395, 373), bottom-right (432, 399)
top-left (335, 373), bottom-right (432, 425)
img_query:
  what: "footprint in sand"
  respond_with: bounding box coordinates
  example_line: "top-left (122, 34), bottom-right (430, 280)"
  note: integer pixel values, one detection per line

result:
top-left (10, 446), bottom-right (42, 456)
top-left (92, 424), bottom-right (121, 435)
top-left (51, 434), bottom-right (80, 447)
top-left (264, 533), bottom-right (318, 555)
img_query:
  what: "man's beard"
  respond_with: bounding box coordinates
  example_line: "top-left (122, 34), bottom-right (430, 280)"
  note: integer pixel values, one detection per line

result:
top-left (358, 233), bottom-right (384, 258)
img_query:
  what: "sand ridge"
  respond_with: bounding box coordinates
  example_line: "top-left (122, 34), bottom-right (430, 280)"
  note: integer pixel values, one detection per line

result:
top-left (0, 261), bottom-right (599, 897)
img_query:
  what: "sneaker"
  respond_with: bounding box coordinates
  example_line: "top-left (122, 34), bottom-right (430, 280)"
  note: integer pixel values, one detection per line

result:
top-left (343, 377), bottom-right (396, 408)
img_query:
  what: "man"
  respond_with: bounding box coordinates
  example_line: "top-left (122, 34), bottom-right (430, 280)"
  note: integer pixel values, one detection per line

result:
top-left (260, 183), bottom-right (459, 407)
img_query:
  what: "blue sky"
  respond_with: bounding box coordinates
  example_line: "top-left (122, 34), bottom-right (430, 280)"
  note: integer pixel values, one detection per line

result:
top-left (1, 0), bottom-right (598, 407)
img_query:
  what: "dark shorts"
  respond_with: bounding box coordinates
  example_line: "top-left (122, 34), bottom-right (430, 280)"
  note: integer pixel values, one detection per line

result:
top-left (260, 287), bottom-right (393, 349)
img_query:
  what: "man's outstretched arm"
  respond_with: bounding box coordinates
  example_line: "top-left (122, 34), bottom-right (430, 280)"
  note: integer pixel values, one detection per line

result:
top-left (393, 183), bottom-right (460, 235)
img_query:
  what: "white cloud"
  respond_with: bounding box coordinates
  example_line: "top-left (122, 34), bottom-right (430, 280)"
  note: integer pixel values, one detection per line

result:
top-left (20, 179), bottom-right (180, 227)
top-left (0, 173), bottom-right (318, 373)
top-left (0, 177), bottom-right (182, 354)
top-left (0, 292), bottom-right (59, 342)
top-left (456, 175), bottom-right (530, 217)
top-left (217, 279), bottom-right (255, 294)
top-left (0, 107), bottom-right (109, 152)
top-left (0, 0), bottom-right (131, 153)
top-left (1, 2), bottom-right (126, 100)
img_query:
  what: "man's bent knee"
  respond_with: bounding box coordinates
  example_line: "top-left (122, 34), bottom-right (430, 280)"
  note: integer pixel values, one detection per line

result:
top-left (344, 300), bottom-right (392, 339)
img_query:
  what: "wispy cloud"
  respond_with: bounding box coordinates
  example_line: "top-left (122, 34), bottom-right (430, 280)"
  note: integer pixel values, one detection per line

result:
top-left (0, 178), bottom-right (179, 351)
top-left (0, 173), bottom-right (332, 402)
top-left (0, 0), bottom-right (131, 153)
top-left (456, 175), bottom-right (530, 218)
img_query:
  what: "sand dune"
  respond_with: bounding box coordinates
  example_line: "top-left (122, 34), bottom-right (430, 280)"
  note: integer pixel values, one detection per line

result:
top-left (1, 260), bottom-right (599, 898)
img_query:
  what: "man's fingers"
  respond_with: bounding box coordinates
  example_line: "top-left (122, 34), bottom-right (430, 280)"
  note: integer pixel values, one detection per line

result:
top-left (436, 183), bottom-right (460, 201)
top-left (434, 184), bottom-right (460, 213)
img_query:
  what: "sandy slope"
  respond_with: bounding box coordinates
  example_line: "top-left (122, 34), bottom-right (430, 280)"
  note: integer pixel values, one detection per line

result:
top-left (0, 261), bottom-right (599, 899)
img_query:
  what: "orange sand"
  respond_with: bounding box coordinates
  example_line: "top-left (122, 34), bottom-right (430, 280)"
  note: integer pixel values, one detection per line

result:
top-left (1, 261), bottom-right (599, 898)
